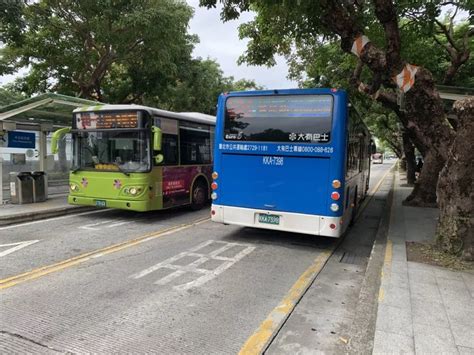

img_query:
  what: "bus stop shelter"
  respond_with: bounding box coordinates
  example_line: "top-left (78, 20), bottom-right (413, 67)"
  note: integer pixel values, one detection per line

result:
top-left (0, 93), bottom-right (101, 203)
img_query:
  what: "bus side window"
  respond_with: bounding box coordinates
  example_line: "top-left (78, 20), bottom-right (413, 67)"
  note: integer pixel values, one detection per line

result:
top-left (180, 123), bottom-right (211, 165)
top-left (154, 116), bottom-right (179, 166)
top-left (158, 134), bottom-right (178, 166)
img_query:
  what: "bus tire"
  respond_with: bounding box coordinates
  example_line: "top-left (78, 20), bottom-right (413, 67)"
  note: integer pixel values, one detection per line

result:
top-left (191, 179), bottom-right (208, 210)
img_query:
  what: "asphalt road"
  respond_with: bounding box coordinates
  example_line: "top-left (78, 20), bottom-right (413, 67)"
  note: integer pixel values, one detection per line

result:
top-left (0, 161), bottom-right (394, 354)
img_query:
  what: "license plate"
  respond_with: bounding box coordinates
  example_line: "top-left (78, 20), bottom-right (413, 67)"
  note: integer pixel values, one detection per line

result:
top-left (258, 214), bottom-right (280, 225)
top-left (95, 200), bottom-right (106, 208)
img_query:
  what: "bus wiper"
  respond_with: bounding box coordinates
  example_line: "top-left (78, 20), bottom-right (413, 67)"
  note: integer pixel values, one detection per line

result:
top-left (113, 163), bottom-right (130, 176)
top-left (71, 167), bottom-right (80, 173)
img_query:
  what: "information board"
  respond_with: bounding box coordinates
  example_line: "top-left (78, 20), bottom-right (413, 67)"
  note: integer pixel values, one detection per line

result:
top-left (7, 131), bottom-right (35, 149)
top-left (227, 95), bottom-right (333, 119)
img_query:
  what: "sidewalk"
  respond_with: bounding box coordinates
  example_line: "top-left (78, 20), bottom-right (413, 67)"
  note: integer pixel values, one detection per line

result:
top-left (0, 193), bottom-right (94, 227)
top-left (373, 171), bottom-right (474, 354)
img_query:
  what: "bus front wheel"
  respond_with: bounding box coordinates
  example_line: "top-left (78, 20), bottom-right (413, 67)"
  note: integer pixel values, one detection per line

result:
top-left (191, 180), bottom-right (208, 210)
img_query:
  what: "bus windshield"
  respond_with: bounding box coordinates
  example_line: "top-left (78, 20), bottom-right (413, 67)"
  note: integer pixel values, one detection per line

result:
top-left (73, 130), bottom-right (150, 172)
top-left (224, 95), bottom-right (333, 143)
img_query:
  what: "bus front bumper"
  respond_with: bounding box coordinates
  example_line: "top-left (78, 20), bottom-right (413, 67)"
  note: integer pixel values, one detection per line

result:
top-left (68, 195), bottom-right (153, 212)
top-left (211, 204), bottom-right (343, 238)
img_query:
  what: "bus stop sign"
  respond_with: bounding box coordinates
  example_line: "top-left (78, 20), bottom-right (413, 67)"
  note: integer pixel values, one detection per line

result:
top-left (7, 131), bottom-right (35, 149)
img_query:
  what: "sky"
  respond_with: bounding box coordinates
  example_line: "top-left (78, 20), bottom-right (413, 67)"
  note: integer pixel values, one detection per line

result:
top-left (184, 1), bottom-right (297, 90)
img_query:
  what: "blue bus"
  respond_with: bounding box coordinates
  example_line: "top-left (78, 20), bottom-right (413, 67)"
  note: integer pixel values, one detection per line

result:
top-left (210, 88), bottom-right (373, 237)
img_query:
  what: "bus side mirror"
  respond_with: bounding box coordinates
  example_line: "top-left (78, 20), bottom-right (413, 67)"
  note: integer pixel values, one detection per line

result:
top-left (152, 126), bottom-right (162, 151)
top-left (154, 154), bottom-right (164, 164)
top-left (51, 127), bottom-right (71, 154)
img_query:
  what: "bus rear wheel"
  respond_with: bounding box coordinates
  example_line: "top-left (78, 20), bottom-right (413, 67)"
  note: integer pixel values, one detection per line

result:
top-left (191, 180), bottom-right (208, 210)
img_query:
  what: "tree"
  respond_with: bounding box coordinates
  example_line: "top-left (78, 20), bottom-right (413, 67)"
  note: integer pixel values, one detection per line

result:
top-left (200, 0), bottom-right (473, 259)
top-left (1, 0), bottom-right (197, 101)
top-left (144, 58), bottom-right (263, 115)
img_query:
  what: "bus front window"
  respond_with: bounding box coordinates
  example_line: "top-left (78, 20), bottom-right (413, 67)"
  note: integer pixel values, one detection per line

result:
top-left (73, 131), bottom-right (150, 172)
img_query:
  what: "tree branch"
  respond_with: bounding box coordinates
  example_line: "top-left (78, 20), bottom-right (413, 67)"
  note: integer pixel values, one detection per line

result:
top-left (372, 0), bottom-right (403, 71)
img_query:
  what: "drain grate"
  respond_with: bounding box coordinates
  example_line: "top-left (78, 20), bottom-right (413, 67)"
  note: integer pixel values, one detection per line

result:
top-left (339, 251), bottom-right (367, 265)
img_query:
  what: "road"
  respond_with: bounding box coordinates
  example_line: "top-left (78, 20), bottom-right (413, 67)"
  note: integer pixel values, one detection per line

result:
top-left (0, 161), bottom-right (394, 354)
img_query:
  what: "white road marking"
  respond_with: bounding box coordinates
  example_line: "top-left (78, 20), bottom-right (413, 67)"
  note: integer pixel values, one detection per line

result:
top-left (0, 240), bottom-right (39, 257)
top-left (131, 240), bottom-right (255, 291)
top-left (79, 220), bottom-right (130, 230)
top-left (0, 209), bottom-right (109, 232)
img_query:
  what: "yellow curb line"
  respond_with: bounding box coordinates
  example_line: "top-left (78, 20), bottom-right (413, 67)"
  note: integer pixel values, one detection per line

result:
top-left (0, 217), bottom-right (210, 290)
top-left (239, 166), bottom-right (395, 354)
top-left (239, 248), bottom-right (335, 355)
top-left (355, 162), bottom-right (396, 221)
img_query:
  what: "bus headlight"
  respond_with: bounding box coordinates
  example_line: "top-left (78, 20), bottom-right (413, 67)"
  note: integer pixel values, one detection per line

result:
top-left (70, 183), bottom-right (79, 192)
top-left (124, 187), bottom-right (142, 196)
top-left (330, 203), bottom-right (339, 212)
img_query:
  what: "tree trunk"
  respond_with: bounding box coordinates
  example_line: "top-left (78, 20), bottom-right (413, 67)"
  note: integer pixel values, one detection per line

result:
top-left (436, 98), bottom-right (474, 260)
top-left (403, 149), bottom-right (441, 207)
top-left (402, 130), bottom-right (416, 186)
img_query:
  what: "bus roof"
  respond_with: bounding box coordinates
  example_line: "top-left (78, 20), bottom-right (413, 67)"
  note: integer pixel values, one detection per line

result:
top-left (73, 104), bottom-right (216, 125)
top-left (222, 87), bottom-right (347, 96)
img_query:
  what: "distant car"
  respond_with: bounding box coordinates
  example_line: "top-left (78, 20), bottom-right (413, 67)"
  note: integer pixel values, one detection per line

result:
top-left (372, 153), bottom-right (383, 164)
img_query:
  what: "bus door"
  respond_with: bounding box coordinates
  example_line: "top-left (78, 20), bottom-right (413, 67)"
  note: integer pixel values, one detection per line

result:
top-left (155, 117), bottom-right (187, 208)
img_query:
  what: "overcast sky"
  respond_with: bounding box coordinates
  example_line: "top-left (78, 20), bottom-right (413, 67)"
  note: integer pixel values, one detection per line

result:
top-left (187, 0), bottom-right (298, 89)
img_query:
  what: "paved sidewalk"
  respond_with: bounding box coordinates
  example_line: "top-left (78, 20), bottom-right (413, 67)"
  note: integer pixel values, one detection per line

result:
top-left (373, 171), bottom-right (474, 354)
top-left (0, 193), bottom-right (94, 227)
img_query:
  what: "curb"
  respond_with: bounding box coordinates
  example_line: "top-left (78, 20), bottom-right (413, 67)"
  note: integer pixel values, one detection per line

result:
top-left (346, 166), bottom-right (396, 353)
top-left (0, 205), bottom-right (97, 227)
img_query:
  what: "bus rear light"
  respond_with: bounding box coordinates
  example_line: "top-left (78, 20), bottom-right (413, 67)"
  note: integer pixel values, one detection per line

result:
top-left (211, 182), bottom-right (218, 190)
top-left (212, 172), bottom-right (218, 179)
top-left (332, 179), bottom-right (341, 189)
top-left (330, 203), bottom-right (339, 212)
top-left (211, 210), bottom-right (216, 216)
top-left (330, 223), bottom-right (336, 229)
top-left (331, 191), bottom-right (340, 200)
top-left (211, 192), bottom-right (217, 200)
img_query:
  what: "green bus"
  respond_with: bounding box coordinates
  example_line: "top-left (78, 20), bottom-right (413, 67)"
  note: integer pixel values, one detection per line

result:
top-left (52, 105), bottom-right (215, 211)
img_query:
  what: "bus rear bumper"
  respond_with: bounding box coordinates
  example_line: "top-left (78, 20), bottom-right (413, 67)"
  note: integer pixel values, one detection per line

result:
top-left (211, 204), bottom-right (343, 238)
top-left (68, 195), bottom-right (153, 212)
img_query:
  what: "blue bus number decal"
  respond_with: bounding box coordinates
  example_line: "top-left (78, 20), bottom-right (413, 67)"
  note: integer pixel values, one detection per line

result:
top-left (262, 156), bottom-right (284, 166)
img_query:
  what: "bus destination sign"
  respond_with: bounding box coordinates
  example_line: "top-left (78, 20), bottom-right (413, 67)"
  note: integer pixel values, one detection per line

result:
top-left (227, 95), bottom-right (333, 119)
top-left (76, 111), bottom-right (139, 129)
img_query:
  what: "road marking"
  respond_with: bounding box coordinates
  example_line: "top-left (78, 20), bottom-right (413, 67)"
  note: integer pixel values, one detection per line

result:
top-left (239, 248), bottom-right (335, 355)
top-left (131, 240), bottom-right (255, 291)
top-left (0, 217), bottom-right (210, 290)
top-left (355, 162), bottom-right (396, 221)
top-left (0, 240), bottom-right (39, 257)
top-left (239, 164), bottom-right (395, 354)
top-left (0, 209), bottom-right (110, 231)
top-left (78, 220), bottom-right (131, 230)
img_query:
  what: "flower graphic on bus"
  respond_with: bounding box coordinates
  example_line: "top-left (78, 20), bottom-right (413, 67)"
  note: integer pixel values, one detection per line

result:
top-left (113, 179), bottom-right (122, 189)
top-left (81, 177), bottom-right (88, 188)
top-left (289, 133), bottom-right (297, 141)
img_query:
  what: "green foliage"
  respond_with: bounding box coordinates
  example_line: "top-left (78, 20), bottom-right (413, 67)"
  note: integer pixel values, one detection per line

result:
top-left (1, 0), bottom-right (197, 100)
top-left (0, 87), bottom-right (24, 106)
top-left (145, 58), bottom-right (263, 115)
top-left (1, 0), bottom-right (263, 114)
